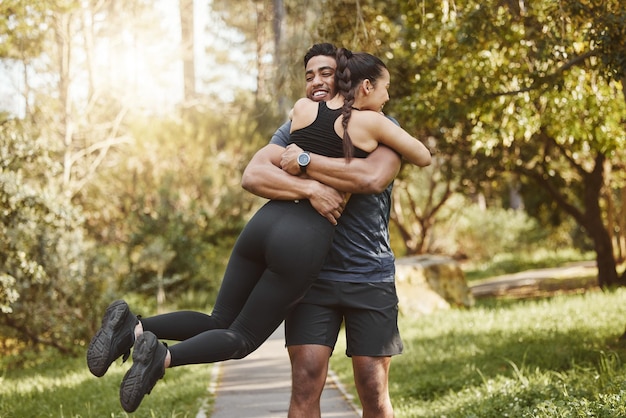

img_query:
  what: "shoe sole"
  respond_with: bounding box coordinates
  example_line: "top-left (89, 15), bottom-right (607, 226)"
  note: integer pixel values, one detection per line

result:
top-left (119, 331), bottom-right (165, 412)
top-left (86, 300), bottom-right (131, 377)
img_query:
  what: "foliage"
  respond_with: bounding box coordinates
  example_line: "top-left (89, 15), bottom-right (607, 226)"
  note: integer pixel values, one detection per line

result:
top-left (1, 0), bottom-right (285, 349)
top-left (448, 203), bottom-right (541, 260)
top-left (0, 0), bottom-right (58, 60)
top-left (311, 0), bottom-right (402, 53)
top-left (391, 188), bottom-right (590, 264)
top-left (78, 97), bottom-right (280, 308)
top-left (296, 0), bottom-right (625, 284)
top-left (376, 0), bottom-right (626, 286)
top-left (3, 0), bottom-right (625, 359)
top-left (0, 117), bottom-right (94, 353)
top-left (331, 288), bottom-right (626, 417)
top-left (390, 160), bottom-right (454, 255)
top-left (209, 0), bottom-right (308, 110)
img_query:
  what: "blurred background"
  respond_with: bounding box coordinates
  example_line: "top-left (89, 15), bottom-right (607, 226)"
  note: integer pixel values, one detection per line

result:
top-left (0, 0), bottom-right (624, 355)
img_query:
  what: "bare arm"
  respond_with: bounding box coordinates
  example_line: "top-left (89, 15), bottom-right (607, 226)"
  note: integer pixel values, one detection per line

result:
top-left (369, 113), bottom-right (432, 167)
top-left (280, 144), bottom-right (401, 194)
top-left (242, 144), bottom-right (310, 200)
top-left (342, 111), bottom-right (431, 167)
top-left (241, 143), bottom-right (346, 225)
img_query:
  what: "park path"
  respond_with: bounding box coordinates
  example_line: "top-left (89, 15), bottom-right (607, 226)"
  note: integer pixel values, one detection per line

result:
top-left (197, 324), bottom-right (361, 418)
top-left (469, 260), bottom-right (597, 298)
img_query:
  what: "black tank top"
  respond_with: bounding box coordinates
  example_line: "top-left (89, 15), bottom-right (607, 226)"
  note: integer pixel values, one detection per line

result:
top-left (289, 102), bottom-right (369, 158)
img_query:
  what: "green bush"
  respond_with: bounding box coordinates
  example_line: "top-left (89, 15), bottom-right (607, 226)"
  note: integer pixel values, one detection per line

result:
top-left (425, 197), bottom-right (543, 261)
top-left (454, 204), bottom-right (541, 260)
top-left (0, 118), bottom-right (96, 354)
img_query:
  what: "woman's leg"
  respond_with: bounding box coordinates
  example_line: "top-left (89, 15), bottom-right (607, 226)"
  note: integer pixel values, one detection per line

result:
top-left (142, 201), bottom-right (282, 340)
top-left (142, 232), bottom-right (267, 340)
top-left (88, 205), bottom-right (270, 376)
top-left (119, 201), bottom-right (334, 411)
top-left (168, 201), bottom-right (335, 366)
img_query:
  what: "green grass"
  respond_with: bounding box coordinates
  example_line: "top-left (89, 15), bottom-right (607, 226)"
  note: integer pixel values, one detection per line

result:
top-left (0, 351), bottom-right (214, 417)
top-left (330, 288), bottom-right (626, 417)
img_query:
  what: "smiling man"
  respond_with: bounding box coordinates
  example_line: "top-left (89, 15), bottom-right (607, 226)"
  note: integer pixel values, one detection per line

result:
top-left (306, 56), bottom-right (335, 101)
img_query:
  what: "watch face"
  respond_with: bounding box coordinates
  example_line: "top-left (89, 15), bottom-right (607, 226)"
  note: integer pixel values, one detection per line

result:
top-left (298, 152), bottom-right (310, 166)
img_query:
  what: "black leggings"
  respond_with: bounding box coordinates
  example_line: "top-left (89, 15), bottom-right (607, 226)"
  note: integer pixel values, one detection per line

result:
top-left (141, 199), bottom-right (334, 367)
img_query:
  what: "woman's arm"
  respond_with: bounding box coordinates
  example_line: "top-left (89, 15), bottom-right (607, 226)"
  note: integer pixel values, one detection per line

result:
top-left (357, 111), bottom-right (432, 167)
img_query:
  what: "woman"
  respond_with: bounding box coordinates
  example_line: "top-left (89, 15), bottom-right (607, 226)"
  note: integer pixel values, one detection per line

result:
top-left (87, 48), bottom-right (431, 413)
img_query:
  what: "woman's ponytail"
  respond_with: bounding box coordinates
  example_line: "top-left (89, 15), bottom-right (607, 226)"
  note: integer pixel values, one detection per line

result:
top-left (335, 48), bottom-right (355, 159)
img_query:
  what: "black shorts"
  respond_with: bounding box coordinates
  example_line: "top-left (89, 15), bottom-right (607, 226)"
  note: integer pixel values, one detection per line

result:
top-left (285, 280), bottom-right (403, 357)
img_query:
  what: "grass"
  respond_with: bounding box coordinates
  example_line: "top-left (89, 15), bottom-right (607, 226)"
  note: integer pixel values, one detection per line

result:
top-left (0, 350), bottom-right (214, 417)
top-left (330, 288), bottom-right (626, 417)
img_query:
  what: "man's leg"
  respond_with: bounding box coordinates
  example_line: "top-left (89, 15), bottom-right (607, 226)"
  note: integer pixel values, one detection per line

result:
top-left (342, 281), bottom-right (402, 417)
top-left (285, 281), bottom-right (342, 418)
top-left (287, 344), bottom-right (332, 418)
top-left (352, 355), bottom-right (393, 418)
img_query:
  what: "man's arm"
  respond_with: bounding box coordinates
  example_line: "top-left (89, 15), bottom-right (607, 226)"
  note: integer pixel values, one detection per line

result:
top-left (242, 143), bottom-right (316, 200)
top-left (242, 121), bottom-right (309, 199)
top-left (281, 144), bottom-right (402, 194)
top-left (241, 143), bottom-right (346, 225)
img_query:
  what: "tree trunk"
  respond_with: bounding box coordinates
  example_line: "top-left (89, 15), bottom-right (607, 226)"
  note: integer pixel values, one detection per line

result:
top-left (581, 154), bottom-right (621, 287)
top-left (55, 12), bottom-right (74, 195)
top-left (179, 0), bottom-right (195, 102)
top-left (586, 217), bottom-right (620, 288)
top-left (254, 1), bottom-right (271, 102)
top-left (272, 0), bottom-right (287, 114)
top-left (524, 150), bottom-right (622, 288)
top-left (619, 186), bottom-right (626, 261)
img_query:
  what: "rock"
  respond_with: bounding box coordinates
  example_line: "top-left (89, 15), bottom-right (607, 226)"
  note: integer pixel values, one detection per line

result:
top-left (395, 255), bottom-right (474, 316)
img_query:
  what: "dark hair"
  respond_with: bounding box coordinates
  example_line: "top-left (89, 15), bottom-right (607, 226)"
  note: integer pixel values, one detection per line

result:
top-left (303, 43), bottom-right (338, 68)
top-left (335, 48), bottom-right (387, 159)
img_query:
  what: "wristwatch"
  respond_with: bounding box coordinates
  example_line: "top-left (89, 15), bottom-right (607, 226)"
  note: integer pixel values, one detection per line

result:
top-left (297, 151), bottom-right (310, 173)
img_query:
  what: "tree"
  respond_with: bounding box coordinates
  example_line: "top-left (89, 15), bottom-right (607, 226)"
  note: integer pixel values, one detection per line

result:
top-left (210, 0), bottom-right (330, 114)
top-left (78, 99), bottom-right (278, 303)
top-left (0, 0), bottom-right (204, 350)
top-left (391, 162), bottom-right (453, 255)
top-left (309, 0), bottom-right (625, 283)
top-left (384, 0), bottom-right (625, 286)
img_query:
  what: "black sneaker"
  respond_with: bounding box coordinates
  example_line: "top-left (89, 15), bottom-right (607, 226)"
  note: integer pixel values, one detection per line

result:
top-left (119, 331), bottom-right (167, 413)
top-left (86, 300), bottom-right (139, 377)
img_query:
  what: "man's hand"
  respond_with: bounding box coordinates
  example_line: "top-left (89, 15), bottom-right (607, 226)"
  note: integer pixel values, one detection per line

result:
top-left (281, 143), bottom-right (305, 176)
top-left (308, 182), bottom-right (346, 226)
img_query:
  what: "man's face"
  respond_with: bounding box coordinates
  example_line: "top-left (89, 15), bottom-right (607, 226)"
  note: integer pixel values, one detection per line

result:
top-left (305, 55), bottom-right (337, 102)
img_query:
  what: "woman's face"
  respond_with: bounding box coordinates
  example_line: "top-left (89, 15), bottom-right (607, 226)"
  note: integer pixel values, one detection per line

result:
top-left (360, 68), bottom-right (390, 112)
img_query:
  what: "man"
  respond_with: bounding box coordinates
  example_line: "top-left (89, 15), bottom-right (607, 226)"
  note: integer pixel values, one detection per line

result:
top-left (241, 43), bottom-right (403, 418)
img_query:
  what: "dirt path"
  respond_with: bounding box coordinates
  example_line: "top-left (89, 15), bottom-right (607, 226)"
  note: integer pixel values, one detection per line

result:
top-left (469, 261), bottom-right (598, 299)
